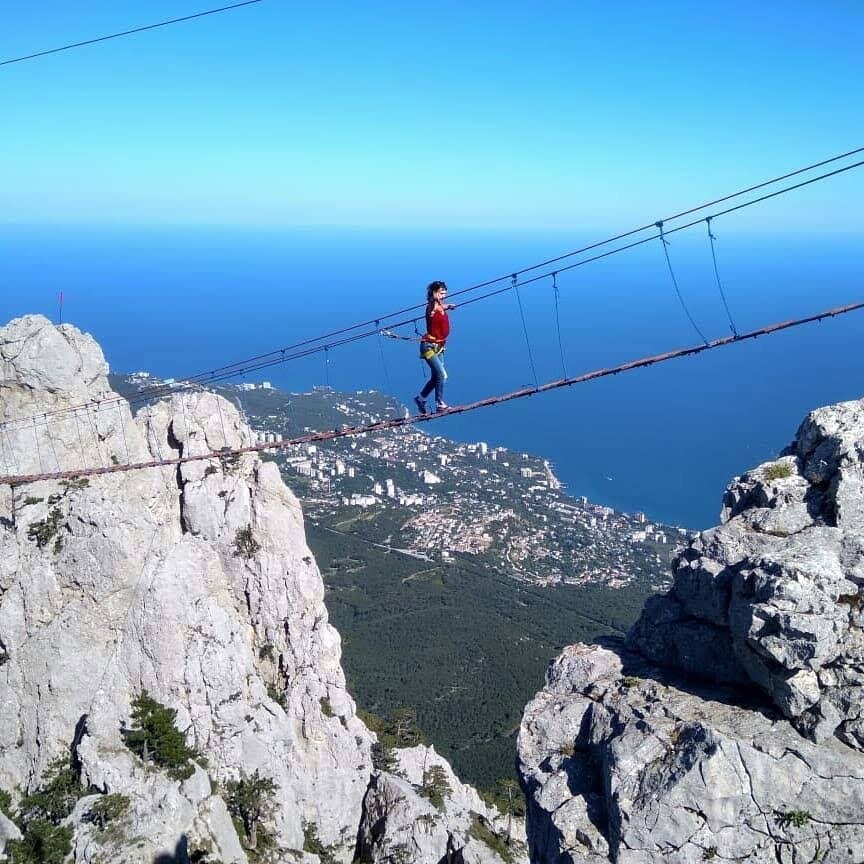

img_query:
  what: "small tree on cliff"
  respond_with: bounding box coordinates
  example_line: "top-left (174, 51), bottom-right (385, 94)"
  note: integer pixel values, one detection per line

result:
top-left (121, 690), bottom-right (200, 781)
top-left (224, 770), bottom-right (277, 852)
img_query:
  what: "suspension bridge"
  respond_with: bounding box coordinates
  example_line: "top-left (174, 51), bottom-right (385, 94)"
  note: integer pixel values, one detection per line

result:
top-left (1, 148), bottom-right (862, 489)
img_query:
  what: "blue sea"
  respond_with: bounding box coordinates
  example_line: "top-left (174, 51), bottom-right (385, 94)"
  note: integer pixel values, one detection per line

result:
top-left (2, 224), bottom-right (862, 529)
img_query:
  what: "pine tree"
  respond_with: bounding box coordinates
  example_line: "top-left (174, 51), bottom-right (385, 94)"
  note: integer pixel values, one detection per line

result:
top-left (122, 690), bottom-right (199, 780)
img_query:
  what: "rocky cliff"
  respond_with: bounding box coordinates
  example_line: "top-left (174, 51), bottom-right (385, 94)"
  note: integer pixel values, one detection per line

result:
top-left (518, 398), bottom-right (864, 863)
top-left (0, 315), bottom-right (525, 864)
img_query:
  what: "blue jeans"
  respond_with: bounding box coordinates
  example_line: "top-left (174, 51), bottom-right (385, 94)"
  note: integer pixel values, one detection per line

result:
top-left (420, 351), bottom-right (447, 405)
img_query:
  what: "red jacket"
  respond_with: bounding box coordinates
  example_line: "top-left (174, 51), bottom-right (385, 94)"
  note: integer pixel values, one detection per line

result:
top-left (422, 305), bottom-right (450, 346)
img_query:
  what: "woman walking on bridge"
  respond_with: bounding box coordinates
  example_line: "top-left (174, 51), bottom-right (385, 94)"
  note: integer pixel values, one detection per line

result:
top-left (414, 280), bottom-right (455, 415)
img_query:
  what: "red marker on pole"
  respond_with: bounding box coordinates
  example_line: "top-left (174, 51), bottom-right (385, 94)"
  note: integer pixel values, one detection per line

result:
top-left (59, 291), bottom-right (64, 324)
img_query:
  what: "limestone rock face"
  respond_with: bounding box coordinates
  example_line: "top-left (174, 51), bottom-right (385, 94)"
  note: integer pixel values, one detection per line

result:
top-left (519, 646), bottom-right (864, 864)
top-left (0, 315), bottom-right (516, 864)
top-left (356, 745), bottom-right (527, 864)
top-left (519, 399), bottom-right (864, 863)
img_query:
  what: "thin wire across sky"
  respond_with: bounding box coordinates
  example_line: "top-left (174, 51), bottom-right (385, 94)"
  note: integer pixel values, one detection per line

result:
top-left (0, 1), bottom-right (264, 68)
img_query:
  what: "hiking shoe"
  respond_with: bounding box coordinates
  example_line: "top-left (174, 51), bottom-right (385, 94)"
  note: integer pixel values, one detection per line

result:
top-left (414, 396), bottom-right (428, 415)
top-left (436, 402), bottom-right (450, 412)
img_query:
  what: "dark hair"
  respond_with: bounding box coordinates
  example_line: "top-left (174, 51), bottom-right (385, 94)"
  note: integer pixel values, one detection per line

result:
top-left (426, 280), bottom-right (447, 314)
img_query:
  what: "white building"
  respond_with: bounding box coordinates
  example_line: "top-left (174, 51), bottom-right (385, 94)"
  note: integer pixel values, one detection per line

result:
top-left (385, 479), bottom-right (396, 498)
top-left (479, 442), bottom-right (488, 456)
top-left (261, 381), bottom-right (272, 389)
top-left (344, 494), bottom-right (376, 508)
top-left (422, 470), bottom-right (441, 485)
top-left (373, 482), bottom-right (383, 495)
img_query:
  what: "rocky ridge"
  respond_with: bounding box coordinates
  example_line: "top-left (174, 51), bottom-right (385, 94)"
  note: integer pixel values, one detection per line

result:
top-left (0, 315), bottom-right (525, 864)
top-left (518, 398), bottom-right (864, 863)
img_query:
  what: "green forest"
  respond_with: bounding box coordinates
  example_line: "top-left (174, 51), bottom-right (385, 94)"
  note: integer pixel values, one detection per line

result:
top-left (307, 521), bottom-right (654, 795)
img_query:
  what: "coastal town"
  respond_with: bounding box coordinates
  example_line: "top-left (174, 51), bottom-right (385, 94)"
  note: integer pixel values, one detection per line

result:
top-left (220, 381), bottom-right (683, 589)
top-left (116, 374), bottom-right (683, 588)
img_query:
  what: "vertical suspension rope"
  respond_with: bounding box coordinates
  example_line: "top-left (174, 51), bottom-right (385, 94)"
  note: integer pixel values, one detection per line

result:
top-left (656, 221), bottom-right (709, 345)
top-left (413, 318), bottom-right (426, 381)
top-left (73, 410), bottom-right (87, 469)
top-left (179, 390), bottom-right (191, 451)
top-left (86, 405), bottom-right (106, 467)
top-left (552, 272), bottom-right (568, 377)
top-left (116, 402), bottom-right (132, 464)
top-left (32, 418), bottom-right (45, 473)
top-left (512, 274), bottom-right (539, 387)
top-left (0, 430), bottom-right (11, 477)
top-left (324, 346), bottom-right (330, 388)
top-left (45, 418), bottom-right (63, 471)
top-left (3, 425), bottom-right (20, 474)
top-left (215, 393), bottom-right (229, 448)
top-left (375, 320), bottom-right (393, 396)
top-left (706, 217), bottom-right (738, 336)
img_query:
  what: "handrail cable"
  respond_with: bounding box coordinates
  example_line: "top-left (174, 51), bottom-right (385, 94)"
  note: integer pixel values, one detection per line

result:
top-left (3, 152), bottom-right (863, 433)
top-left (2, 301), bottom-right (860, 487)
top-left (0, 1), bottom-right (264, 68)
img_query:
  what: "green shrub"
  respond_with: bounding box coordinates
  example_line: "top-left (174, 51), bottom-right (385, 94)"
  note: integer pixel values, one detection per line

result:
top-left (480, 778), bottom-right (525, 819)
top-left (0, 788), bottom-right (13, 818)
top-left (233, 526), bottom-right (261, 560)
top-left (26, 508), bottom-right (64, 552)
top-left (85, 794), bottom-right (130, 829)
top-left (7, 754), bottom-right (86, 864)
top-left (370, 742), bottom-right (397, 773)
top-left (778, 809), bottom-right (810, 828)
top-left (302, 822), bottom-right (337, 864)
top-left (265, 683), bottom-right (285, 706)
top-left (358, 707), bottom-right (424, 749)
top-left (320, 697), bottom-right (334, 718)
top-left (419, 765), bottom-right (451, 811)
top-left (763, 462), bottom-right (793, 482)
top-left (16, 756), bottom-right (82, 825)
top-left (467, 813), bottom-right (513, 863)
top-left (121, 690), bottom-right (200, 781)
top-left (6, 819), bottom-right (73, 864)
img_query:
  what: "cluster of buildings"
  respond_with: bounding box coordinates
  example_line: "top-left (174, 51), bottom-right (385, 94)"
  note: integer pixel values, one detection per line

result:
top-left (238, 387), bottom-right (682, 589)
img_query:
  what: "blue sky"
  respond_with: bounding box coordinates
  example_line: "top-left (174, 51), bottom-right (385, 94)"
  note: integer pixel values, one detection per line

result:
top-left (1, 1), bottom-right (862, 230)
